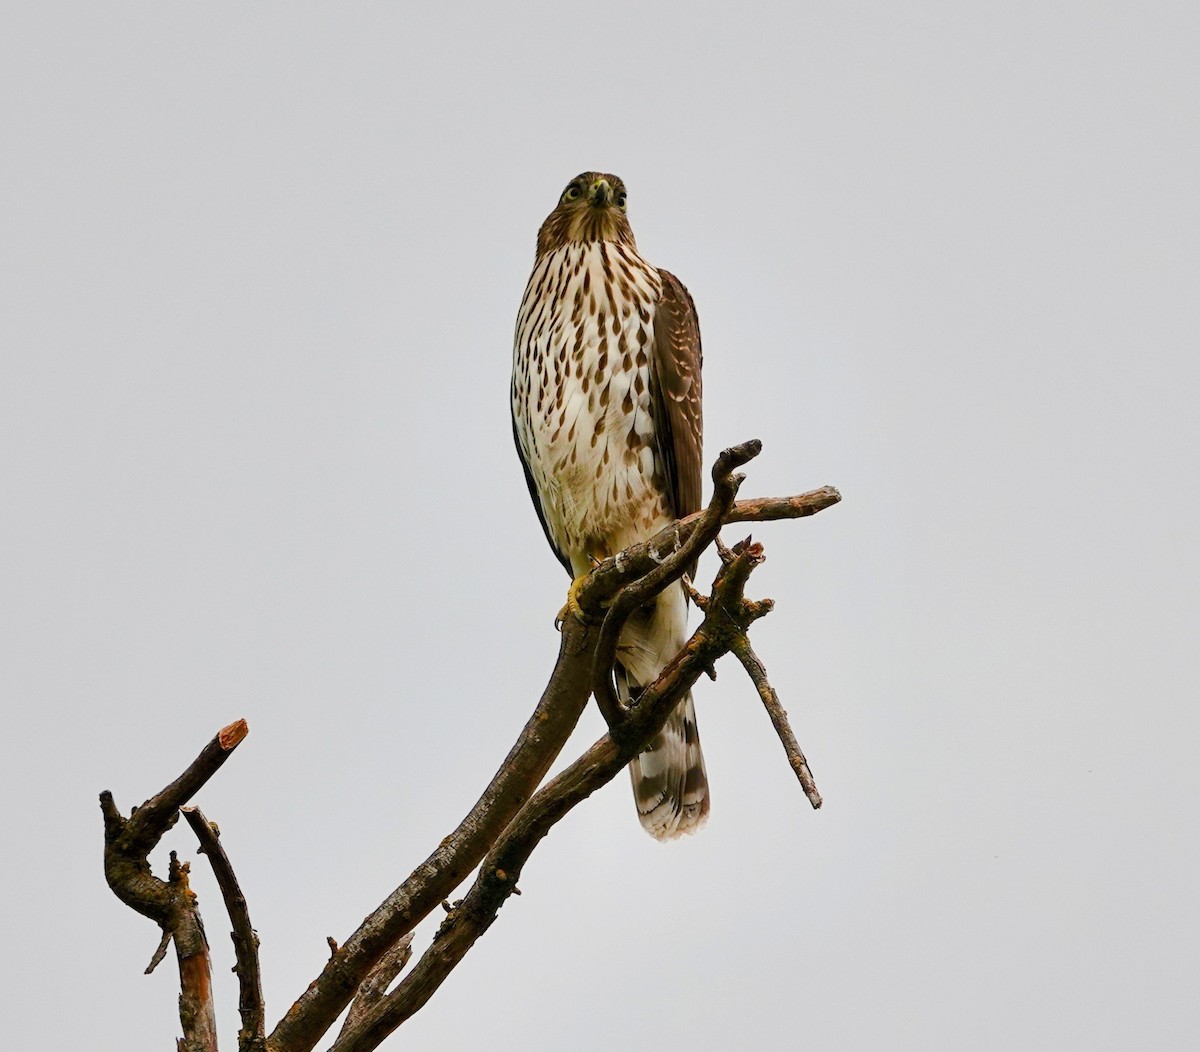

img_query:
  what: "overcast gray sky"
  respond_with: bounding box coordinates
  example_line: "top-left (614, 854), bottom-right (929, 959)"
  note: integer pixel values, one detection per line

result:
top-left (3, 3), bottom-right (1197, 1049)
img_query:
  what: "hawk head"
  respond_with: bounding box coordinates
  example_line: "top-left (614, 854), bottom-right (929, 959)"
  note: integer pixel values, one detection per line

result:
top-left (536, 172), bottom-right (636, 256)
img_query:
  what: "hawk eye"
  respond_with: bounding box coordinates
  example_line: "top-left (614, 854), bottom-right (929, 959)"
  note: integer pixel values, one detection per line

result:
top-left (563, 185), bottom-right (582, 202)
top-left (615, 191), bottom-right (627, 210)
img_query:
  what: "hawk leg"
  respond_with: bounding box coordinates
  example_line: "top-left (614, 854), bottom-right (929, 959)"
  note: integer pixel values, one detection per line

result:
top-left (554, 555), bottom-right (606, 629)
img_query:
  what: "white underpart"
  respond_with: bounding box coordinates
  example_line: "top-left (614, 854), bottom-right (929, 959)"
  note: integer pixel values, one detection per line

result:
top-left (512, 241), bottom-right (668, 568)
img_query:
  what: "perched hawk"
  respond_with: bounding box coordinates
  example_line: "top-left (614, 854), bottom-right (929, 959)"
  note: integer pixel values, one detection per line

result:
top-left (511, 172), bottom-right (708, 839)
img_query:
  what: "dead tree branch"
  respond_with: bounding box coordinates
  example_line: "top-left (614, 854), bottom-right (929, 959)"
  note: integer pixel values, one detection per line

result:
top-left (100, 719), bottom-right (247, 1052)
top-left (589, 439), bottom-right (761, 732)
top-left (731, 635), bottom-right (823, 809)
top-left (724, 490), bottom-right (843, 525)
top-left (335, 935), bottom-right (415, 1044)
top-left (265, 620), bottom-right (598, 1052)
top-left (182, 807), bottom-right (267, 1052)
top-left (581, 483), bottom-right (841, 603)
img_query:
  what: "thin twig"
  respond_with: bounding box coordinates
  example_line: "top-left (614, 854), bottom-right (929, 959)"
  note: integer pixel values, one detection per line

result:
top-left (145, 929), bottom-right (172, 975)
top-left (731, 636), bottom-right (822, 809)
top-left (183, 806), bottom-right (267, 1052)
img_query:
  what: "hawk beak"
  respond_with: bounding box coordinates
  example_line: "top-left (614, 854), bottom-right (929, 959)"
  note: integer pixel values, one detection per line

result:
top-left (589, 179), bottom-right (612, 207)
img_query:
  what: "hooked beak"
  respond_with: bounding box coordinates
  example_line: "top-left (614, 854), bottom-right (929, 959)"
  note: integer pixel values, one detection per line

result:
top-left (589, 178), bottom-right (612, 207)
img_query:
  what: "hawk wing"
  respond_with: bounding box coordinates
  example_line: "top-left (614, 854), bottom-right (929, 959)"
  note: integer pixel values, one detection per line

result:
top-left (650, 269), bottom-right (704, 524)
top-left (511, 415), bottom-right (572, 575)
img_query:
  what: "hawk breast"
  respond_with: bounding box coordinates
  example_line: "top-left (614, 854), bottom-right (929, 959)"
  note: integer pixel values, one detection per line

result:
top-left (512, 240), bottom-right (670, 570)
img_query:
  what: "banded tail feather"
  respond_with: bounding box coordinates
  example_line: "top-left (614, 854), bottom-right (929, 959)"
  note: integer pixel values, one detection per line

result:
top-left (619, 670), bottom-right (710, 841)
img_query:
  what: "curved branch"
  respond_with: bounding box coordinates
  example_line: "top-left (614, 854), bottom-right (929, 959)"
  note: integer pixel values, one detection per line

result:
top-left (102, 719), bottom-right (249, 889)
top-left (99, 721), bottom-right (245, 1052)
top-left (590, 439), bottom-right (762, 733)
top-left (266, 621), bottom-right (599, 1052)
top-left (183, 807), bottom-right (267, 1052)
top-left (580, 484), bottom-right (841, 607)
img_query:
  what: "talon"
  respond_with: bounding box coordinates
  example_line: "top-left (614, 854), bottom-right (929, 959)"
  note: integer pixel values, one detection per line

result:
top-left (682, 573), bottom-right (708, 610)
top-left (555, 572), bottom-right (594, 629)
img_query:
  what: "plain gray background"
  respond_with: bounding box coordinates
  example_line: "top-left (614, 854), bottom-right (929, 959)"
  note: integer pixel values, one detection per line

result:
top-left (3, 3), bottom-right (1197, 1049)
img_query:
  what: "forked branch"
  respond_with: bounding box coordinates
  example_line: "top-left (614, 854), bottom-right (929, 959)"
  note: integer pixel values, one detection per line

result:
top-left (100, 720), bottom-right (248, 1052)
top-left (589, 438), bottom-right (761, 730)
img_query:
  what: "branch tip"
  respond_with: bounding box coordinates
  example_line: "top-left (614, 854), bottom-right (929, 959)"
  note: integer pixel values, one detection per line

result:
top-left (218, 719), bottom-right (249, 750)
top-left (714, 439), bottom-right (763, 480)
top-left (732, 636), bottom-right (823, 809)
top-left (99, 790), bottom-right (125, 838)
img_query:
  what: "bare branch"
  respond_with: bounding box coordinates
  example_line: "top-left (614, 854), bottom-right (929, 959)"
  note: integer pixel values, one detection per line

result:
top-left (267, 623), bottom-right (598, 1052)
top-left (731, 636), bottom-right (823, 809)
top-left (183, 806), bottom-right (267, 1052)
top-left (335, 935), bottom-right (414, 1044)
top-left (125, 719), bottom-right (249, 859)
top-left (146, 929), bottom-right (173, 975)
top-left (724, 488), bottom-right (843, 525)
top-left (101, 720), bottom-right (248, 925)
top-left (101, 720), bottom-right (248, 1052)
top-left (326, 539), bottom-right (775, 1052)
top-left (169, 851), bottom-right (219, 1052)
top-left (581, 484), bottom-right (841, 604)
top-left (589, 439), bottom-right (762, 734)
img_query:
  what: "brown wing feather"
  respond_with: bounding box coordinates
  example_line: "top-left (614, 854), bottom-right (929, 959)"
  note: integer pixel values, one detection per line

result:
top-left (650, 269), bottom-right (704, 525)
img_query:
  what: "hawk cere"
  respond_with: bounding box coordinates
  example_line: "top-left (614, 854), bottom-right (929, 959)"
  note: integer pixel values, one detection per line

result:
top-left (511, 173), bottom-right (708, 839)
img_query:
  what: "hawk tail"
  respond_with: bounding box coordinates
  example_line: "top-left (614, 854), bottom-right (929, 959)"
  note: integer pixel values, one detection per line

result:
top-left (621, 670), bottom-right (710, 840)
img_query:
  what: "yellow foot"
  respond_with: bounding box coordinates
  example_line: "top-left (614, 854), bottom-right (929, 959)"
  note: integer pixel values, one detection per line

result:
top-left (555, 572), bottom-right (592, 630)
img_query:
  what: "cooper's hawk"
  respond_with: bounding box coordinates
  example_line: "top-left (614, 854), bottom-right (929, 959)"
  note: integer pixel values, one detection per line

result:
top-left (511, 172), bottom-right (708, 840)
